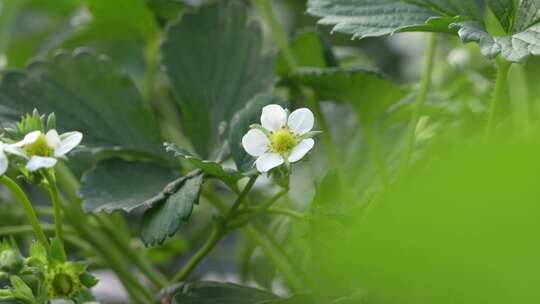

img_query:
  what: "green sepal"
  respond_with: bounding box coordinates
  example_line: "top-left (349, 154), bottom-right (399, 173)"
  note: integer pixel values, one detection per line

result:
top-left (46, 113), bottom-right (56, 132)
top-left (300, 131), bottom-right (322, 140)
top-left (48, 238), bottom-right (66, 265)
top-left (10, 276), bottom-right (36, 304)
top-left (79, 273), bottom-right (99, 288)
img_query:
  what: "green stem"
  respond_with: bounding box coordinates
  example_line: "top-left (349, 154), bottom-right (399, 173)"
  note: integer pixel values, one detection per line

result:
top-left (225, 177), bottom-right (257, 220)
top-left (55, 161), bottom-right (81, 204)
top-left (173, 177), bottom-right (257, 282)
top-left (250, 0), bottom-right (297, 71)
top-left (172, 227), bottom-right (224, 283)
top-left (55, 165), bottom-right (157, 301)
top-left (0, 176), bottom-right (49, 248)
top-left (249, 220), bottom-right (311, 290)
top-left (238, 206), bottom-right (305, 221)
top-left (43, 171), bottom-right (64, 247)
top-left (303, 88), bottom-right (340, 169)
top-left (244, 224), bottom-right (305, 291)
top-left (63, 205), bottom-right (154, 303)
top-left (203, 190), bottom-right (309, 290)
top-left (0, 224), bottom-right (54, 236)
top-left (486, 59), bottom-right (511, 139)
top-left (97, 216), bottom-right (169, 288)
top-left (399, 33), bottom-right (437, 175)
top-left (230, 188), bottom-right (289, 228)
top-left (364, 125), bottom-right (389, 188)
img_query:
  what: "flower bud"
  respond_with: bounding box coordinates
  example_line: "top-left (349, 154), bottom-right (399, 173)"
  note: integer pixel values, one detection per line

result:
top-left (0, 250), bottom-right (24, 274)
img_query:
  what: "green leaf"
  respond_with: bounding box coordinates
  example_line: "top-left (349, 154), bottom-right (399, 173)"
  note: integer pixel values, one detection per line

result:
top-left (487, 0), bottom-right (515, 32)
top-left (291, 67), bottom-right (406, 125)
top-left (452, 20), bottom-right (540, 62)
top-left (161, 0), bottom-right (275, 157)
top-left (229, 94), bottom-right (289, 172)
top-left (513, 0), bottom-right (540, 33)
top-left (277, 30), bottom-right (332, 76)
top-left (141, 174), bottom-right (203, 246)
top-left (307, 0), bottom-right (467, 39)
top-left (171, 282), bottom-right (279, 304)
top-left (80, 159), bottom-right (177, 213)
top-left (407, 0), bottom-right (483, 19)
top-left (0, 50), bottom-right (165, 159)
top-left (451, 0), bottom-right (540, 62)
top-left (85, 0), bottom-right (158, 41)
top-left (164, 143), bottom-right (242, 187)
top-left (79, 272), bottom-right (99, 288)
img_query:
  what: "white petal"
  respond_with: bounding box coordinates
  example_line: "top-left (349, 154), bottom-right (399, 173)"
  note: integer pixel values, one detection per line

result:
top-left (287, 108), bottom-right (314, 135)
top-left (255, 153), bottom-right (284, 173)
top-left (288, 139), bottom-right (314, 163)
top-left (242, 129), bottom-right (269, 157)
top-left (26, 156), bottom-right (57, 172)
top-left (0, 150), bottom-right (8, 175)
top-left (12, 131), bottom-right (41, 147)
top-left (261, 104), bottom-right (287, 132)
top-left (54, 131), bottom-right (83, 157)
top-left (45, 130), bottom-right (61, 149)
top-left (3, 146), bottom-right (26, 158)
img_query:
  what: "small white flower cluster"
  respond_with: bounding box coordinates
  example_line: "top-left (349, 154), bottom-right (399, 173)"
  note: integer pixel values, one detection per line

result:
top-left (242, 104), bottom-right (317, 173)
top-left (0, 130), bottom-right (82, 175)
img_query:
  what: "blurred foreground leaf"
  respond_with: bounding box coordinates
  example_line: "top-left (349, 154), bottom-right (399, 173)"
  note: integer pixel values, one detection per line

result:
top-left (313, 139), bottom-right (540, 303)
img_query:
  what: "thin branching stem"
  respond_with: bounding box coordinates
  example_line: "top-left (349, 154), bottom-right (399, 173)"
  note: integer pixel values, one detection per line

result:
top-left (172, 176), bottom-right (257, 283)
top-left (486, 59), bottom-right (511, 139)
top-left (43, 170), bottom-right (64, 247)
top-left (399, 33), bottom-right (438, 175)
top-left (0, 175), bottom-right (49, 248)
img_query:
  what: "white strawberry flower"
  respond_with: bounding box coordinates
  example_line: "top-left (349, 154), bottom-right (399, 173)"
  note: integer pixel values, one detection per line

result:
top-left (242, 104), bottom-right (317, 173)
top-left (0, 141), bottom-right (17, 175)
top-left (11, 130), bottom-right (83, 172)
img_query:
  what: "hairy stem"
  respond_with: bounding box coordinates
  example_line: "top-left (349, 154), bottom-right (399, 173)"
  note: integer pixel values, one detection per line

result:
top-left (43, 171), bottom-right (64, 247)
top-left (230, 188), bottom-right (288, 228)
top-left (241, 206), bottom-right (305, 220)
top-left (486, 59), bottom-right (511, 139)
top-left (97, 216), bottom-right (169, 288)
top-left (62, 203), bottom-right (154, 303)
top-left (250, 0), bottom-right (297, 71)
top-left (364, 125), bottom-right (389, 188)
top-left (55, 165), bottom-right (158, 301)
top-left (203, 189), bottom-right (309, 290)
top-left (172, 226), bottom-right (224, 283)
top-left (0, 176), bottom-right (49, 248)
top-left (173, 177), bottom-right (257, 282)
top-left (244, 223), bottom-right (305, 291)
top-left (399, 33), bottom-right (438, 174)
top-left (225, 177), bottom-right (257, 220)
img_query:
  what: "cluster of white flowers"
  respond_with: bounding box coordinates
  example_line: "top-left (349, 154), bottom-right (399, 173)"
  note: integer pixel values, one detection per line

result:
top-left (242, 104), bottom-right (317, 173)
top-left (0, 130), bottom-right (82, 175)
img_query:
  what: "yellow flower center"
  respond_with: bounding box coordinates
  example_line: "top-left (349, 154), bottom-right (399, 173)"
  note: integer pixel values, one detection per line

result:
top-left (270, 128), bottom-right (297, 155)
top-left (25, 133), bottom-right (53, 157)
